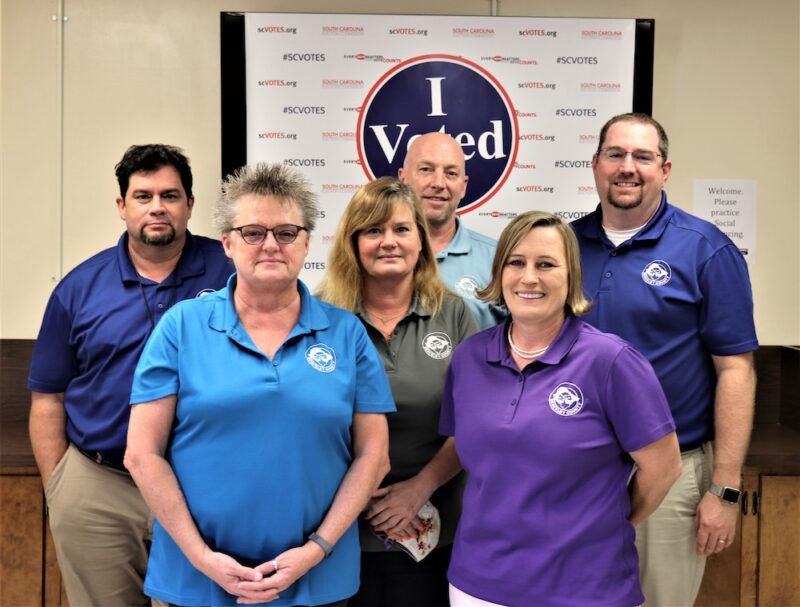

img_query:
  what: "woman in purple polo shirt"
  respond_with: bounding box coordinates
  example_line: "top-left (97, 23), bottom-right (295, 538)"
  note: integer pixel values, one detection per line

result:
top-left (439, 211), bottom-right (681, 607)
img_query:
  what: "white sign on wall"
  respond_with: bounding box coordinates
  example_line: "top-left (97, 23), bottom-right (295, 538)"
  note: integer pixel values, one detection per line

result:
top-left (240, 13), bottom-right (642, 286)
top-left (693, 179), bottom-right (757, 263)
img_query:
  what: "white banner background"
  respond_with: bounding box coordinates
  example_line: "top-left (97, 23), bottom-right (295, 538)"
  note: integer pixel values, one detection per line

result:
top-left (243, 13), bottom-right (638, 287)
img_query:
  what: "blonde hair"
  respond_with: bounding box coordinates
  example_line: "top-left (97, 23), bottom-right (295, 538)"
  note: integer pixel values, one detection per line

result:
top-left (318, 177), bottom-right (449, 316)
top-left (478, 211), bottom-right (591, 316)
top-left (213, 163), bottom-right (319, 234)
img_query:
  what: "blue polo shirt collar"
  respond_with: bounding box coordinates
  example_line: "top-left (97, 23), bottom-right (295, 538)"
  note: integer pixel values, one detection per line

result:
top-left (437, 218), bottom-right (471, 258)
top-left (209, 274), bottom-right (330, 351)
top-left (576, 192), bottom-right (674, 247)
top-left (486, 313), bottom-right (582, 368)
top-left (117, 231), bottom-right (209, 285)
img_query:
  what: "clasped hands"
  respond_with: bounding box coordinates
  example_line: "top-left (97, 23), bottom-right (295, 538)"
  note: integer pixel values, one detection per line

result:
top-left (197, 543), bottom-right (323, 604)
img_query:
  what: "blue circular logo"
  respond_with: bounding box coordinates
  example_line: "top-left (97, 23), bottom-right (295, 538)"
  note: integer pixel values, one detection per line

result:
top-left (641, 260), bottom-right (672, 286)
top-left (357, 54), bottom-right (518, 213)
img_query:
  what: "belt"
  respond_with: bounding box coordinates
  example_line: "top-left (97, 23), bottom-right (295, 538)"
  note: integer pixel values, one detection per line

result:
top-left (76, 446), bottom-right (129, 473)
top-left (680, 440), bottom-right (707, 454)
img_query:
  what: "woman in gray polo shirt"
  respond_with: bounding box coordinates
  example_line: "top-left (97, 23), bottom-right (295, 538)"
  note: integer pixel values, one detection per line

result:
top-left (318, 177), bottom-right (477, 607)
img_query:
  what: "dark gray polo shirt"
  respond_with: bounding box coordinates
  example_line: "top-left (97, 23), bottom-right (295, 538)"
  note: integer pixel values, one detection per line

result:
top-left (357, 294), bottom-right (478, 551)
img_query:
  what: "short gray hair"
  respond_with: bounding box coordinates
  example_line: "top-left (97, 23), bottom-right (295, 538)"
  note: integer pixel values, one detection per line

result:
top-left (213, 163), bottom-right (320, 233)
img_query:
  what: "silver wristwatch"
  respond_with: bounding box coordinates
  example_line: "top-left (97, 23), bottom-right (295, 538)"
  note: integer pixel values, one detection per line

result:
top-left (708, 483), bottom-right (742, 505)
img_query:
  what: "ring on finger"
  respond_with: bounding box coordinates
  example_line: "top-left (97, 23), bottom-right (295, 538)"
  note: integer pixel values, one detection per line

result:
top-left (272, 558), bottom-right (279, 571)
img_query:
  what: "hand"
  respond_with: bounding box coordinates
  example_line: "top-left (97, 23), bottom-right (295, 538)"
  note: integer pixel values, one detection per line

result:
top-left (364, 478), bottom-right (431, 537)
top-left (380, 519), bottom-right (423, 541)
top-left (235, 544), bottom-right (324, 604)
top-left (195, 548), bottom-right (263, 599)
top-left (695, 491), bottom-right (739, 555)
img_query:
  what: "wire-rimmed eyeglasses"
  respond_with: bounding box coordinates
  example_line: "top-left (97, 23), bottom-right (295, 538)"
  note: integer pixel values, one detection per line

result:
top-left (231, 224), bottom-right (307, 245)
top-left (597, 147), bottom-right (663, 166)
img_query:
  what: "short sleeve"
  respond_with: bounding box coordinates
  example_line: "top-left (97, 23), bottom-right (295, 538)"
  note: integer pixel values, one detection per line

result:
top-left (28, 293), bottom-right (78, 393)
top-left (352, 319), bottom-right (396, 414)
top-left (130, 309), bottom-right (181, 404)
top-left (604, 346), bottom-right (676, 453)
top-left (698, 244), bottom-right (758, 355)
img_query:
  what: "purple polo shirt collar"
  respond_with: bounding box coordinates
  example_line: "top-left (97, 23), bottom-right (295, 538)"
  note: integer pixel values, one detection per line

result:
top-left (487, 313), bottom-right (582, 368)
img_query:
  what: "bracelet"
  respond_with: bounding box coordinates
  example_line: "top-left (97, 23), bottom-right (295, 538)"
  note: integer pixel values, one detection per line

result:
top-left (308, 532), bottom-right (333, 558)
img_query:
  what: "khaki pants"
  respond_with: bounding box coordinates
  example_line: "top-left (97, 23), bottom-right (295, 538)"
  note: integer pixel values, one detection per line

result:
top-left (635, 444), bottom-right (713, 607)
top-left (45, 444), bottom-right (152, 607)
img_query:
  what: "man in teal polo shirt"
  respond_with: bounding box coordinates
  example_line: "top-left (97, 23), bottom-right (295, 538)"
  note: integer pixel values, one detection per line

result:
top-left (399, 132), bottom-right (505, 329)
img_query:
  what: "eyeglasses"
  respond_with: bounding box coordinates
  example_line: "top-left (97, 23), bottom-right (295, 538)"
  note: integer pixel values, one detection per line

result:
top-left (231, 224), bottom-right (307, 245)
top-left (597, 147), bottom-right (662, 166)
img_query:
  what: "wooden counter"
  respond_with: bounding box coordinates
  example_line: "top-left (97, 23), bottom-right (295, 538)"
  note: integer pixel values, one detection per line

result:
top-left (2, 340), bottom-right (798, 607)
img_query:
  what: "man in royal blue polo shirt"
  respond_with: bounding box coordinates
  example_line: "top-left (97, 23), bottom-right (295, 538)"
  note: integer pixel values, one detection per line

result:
top-left (399, 132), bottom-right (506, 329)
top-left (28, 144), bottom-right (232, 607)
top-left (572, 113), bottom-right (758, 607)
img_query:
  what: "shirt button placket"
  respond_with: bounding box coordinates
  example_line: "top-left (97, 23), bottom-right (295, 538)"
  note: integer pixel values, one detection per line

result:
top-left (504, 374), bottom-right (524, 423)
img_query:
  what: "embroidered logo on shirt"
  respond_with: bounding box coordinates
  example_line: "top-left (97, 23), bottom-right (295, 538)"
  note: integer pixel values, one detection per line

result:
top-left (454, 276), bottom-right (480, 300)
top-left (548, 382), bottom-right (584, 416)
top-left (641, 260), bottom-right (671, 286)
top-left (305, 344), bottom-right (337, 373)
top-left (195, 288), bottom-right (217, 297)
top-left (422, 332), bottom-right (453, 360)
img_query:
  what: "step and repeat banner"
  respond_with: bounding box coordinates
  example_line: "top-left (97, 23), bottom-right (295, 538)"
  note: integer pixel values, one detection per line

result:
top-left (223, 13), bottom-right (650, 286)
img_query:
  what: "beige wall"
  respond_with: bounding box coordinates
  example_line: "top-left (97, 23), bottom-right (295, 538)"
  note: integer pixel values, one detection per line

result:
top-left (2, 0), bottom-right (798, 343)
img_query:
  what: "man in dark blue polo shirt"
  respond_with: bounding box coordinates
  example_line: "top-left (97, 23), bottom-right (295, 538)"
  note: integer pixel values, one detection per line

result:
top-left (28, 144), bottom-right (232, 607)
top-left (572, 114), bottom-right (757, 607)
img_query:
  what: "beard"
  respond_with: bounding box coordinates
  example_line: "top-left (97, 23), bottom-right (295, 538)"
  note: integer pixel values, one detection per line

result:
top-left (607, 192), bottom-right (643, 211)
top-left (140, 225), bottom-right (176, 246)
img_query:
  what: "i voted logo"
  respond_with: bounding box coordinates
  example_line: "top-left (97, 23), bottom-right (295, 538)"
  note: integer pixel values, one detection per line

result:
top-left (357, 54), bottom-right (519, 214)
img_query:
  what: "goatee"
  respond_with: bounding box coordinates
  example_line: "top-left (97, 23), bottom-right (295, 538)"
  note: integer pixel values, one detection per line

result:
top-left (607, 195), bottom-right (642, 211)
top-left (141, 226), bottom-right (176, 246)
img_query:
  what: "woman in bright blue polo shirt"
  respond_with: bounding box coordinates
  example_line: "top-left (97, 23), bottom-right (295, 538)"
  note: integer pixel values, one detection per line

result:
top-left (124, 163), bottom-right (394, 607)
top-left (439, 211), bottom-right (682, 607)
top-left (318, 177), bottom-right (477, 607)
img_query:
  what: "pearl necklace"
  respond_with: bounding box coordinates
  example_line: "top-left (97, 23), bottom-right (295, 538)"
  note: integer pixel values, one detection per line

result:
top-left (507, 322), bottom-right (549, 359)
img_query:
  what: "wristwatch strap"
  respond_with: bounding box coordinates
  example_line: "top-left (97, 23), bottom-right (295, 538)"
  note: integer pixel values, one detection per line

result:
top-left (308, 532), bottom-right (333, 557)
top-left (708, 483), bottom-right (742, 504)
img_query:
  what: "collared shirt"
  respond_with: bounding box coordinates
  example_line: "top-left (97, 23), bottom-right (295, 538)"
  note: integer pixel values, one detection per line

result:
top-left (131, 276), bottom-right (395, 607)
top-left (357, 294), bottom-right (477, 551)
top-left (436, 219), bottom-right (506, 330)
top-left (440, 315), bottom-right (675, 607)
top-left (28, 231), bottom-right (232, 451)
top-left (572, 194), bottom-right (758, 445)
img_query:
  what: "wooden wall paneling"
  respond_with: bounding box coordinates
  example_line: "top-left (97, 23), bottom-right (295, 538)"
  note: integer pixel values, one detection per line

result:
top-left (1, 339), bottom-right (37, 467)
top-left (0, 475), bottom-right (45, 606)
top-left (780, 347), bottom-right (800, 433)
top-left (739, 469), bottom-right (759, 607)
top-left (695, 516), bottom-right (742, 607)
top-left (753, 347), bottom-right (782, 425)
top-left (757, 475), bottom-right (800, 606)
top-left (44, 525), bottom-right (67, 606)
